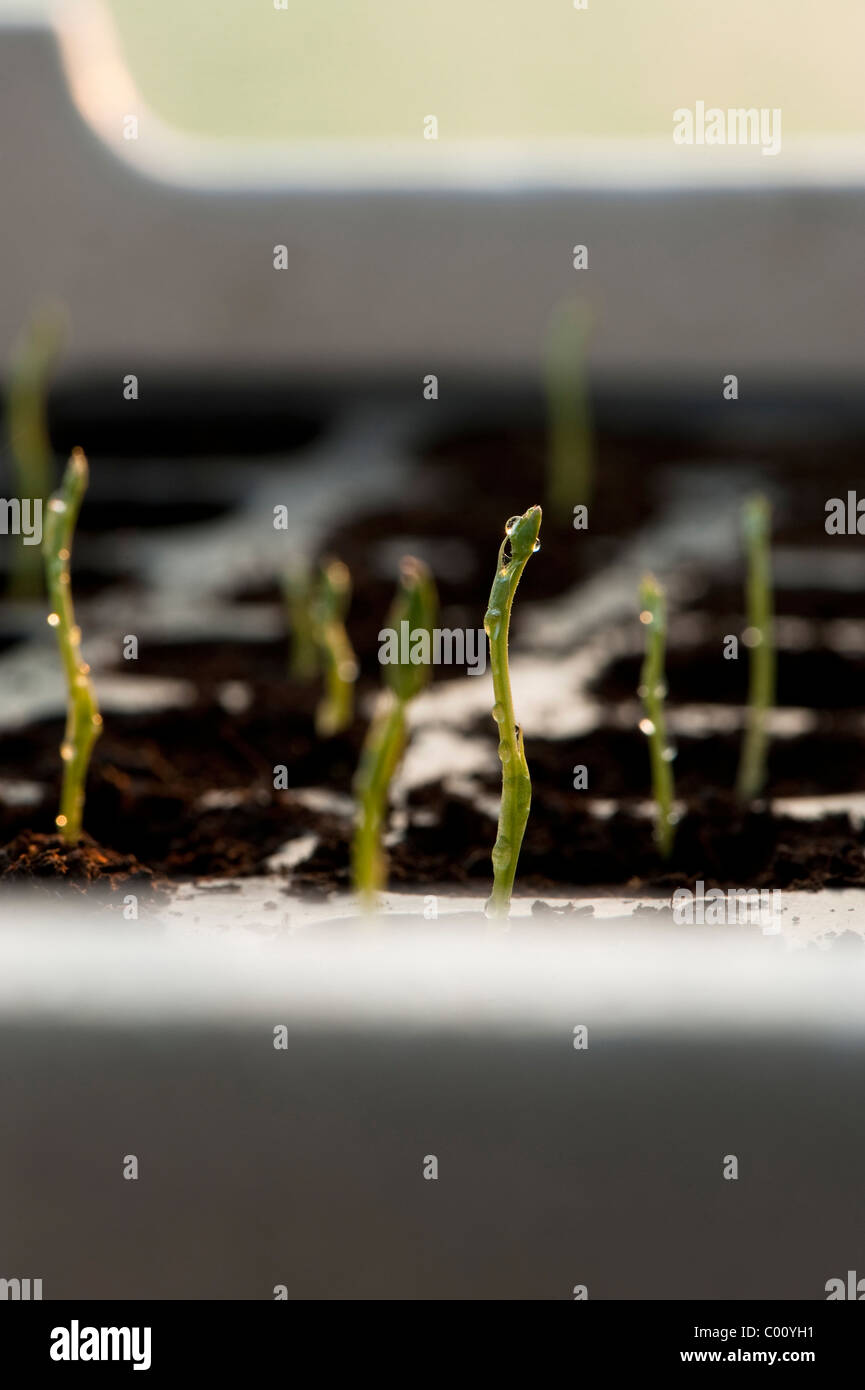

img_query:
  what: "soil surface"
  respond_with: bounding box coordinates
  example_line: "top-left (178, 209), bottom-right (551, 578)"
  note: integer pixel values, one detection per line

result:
top-left (4, 420), bottom-right (865, 896)
top-left (0, 832), bottom-right (167, 907)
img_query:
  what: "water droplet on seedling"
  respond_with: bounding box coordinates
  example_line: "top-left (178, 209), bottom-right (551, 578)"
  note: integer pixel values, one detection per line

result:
top-left (92, 714), bottom-right (103, 728)
top-left (639, 718), bottom-right (655, 736)
top-left (48, 499), bottom-right (66, 514)
top-left (58, 548), bottom-right (70, 562)
top-left (662, 745), bottom-right (677, 762)
top-left (637, 683), bottom-right (648, 699)
top-left (742, 626), bottom-right (762, 648)
top-left (654, 681), bottom-right (667, 699)
top-left (532, 539), bottom-right (541, 553)
top-left (60, 742), bottom-right (73, 761)
top-left (47, 612), bottom-right (60, 627)
top-left (492, 703), bottom-right (505, 723)
top-left (55, 814), bottom-right (67, 828)
top-left (498, 741), bottom-right (512, 764)
top-left (639, 609), bottom-right (653, 625)
top-left (505, 516), bottom-right (521, 535)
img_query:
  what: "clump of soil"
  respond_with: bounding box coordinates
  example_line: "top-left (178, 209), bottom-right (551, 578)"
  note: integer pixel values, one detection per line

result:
top-left (0, 832), bottom-right (167, 906)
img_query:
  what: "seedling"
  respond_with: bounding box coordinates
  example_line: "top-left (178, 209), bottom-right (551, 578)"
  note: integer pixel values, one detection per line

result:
top-left (484, 505), bottom-right (542, 918)
top-left (545, 300), bottom-right (594, 523)
top-left (313, 557), bottom-right (358, 737)
top-left (638, 574), bottom-right (676, 859)
top-left (351, 557), bottom-right (438, 906)
top-left (735, 494), bottom-right (775, 803)
top-left (43, 449), bottom-right (102, 843)
top-left (282, 562), bottom-right (319, 680)
top-left (6, 305), bottom-right (66, 597)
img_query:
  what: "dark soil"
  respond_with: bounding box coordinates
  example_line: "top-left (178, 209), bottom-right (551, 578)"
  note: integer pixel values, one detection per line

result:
top-left (5, 421), bottom-right (865, 897)
top-left (592, 644), bottom-right (865, 711)
top-left (10, 688), bottom-right (865, 892)
top-left (0, 691), bottom-right (361, 879)
top-left (0, 832), bottom-right (167, 907)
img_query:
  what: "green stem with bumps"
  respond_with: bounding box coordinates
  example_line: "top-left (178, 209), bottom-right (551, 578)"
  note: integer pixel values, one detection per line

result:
top-left (639, 574), bottom-right (676, 859)
top-left (43, 449), bottom-right (102, 843)
top-left (352, 557), bottom-right (438, 907)
top-left (735, 494), bottom-right (775, 803)
top-left (484, 505), bottom-right (542, 917)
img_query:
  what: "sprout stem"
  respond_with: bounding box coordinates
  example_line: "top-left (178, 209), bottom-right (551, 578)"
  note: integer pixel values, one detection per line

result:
top-left (282, 563), bottom-right (320, 681)
top-left (351, 695), bottom-right (406, 904)
top-left (545, 300), bottom-right (594, 523)
top-left (7, 305), bottom-right (66, 598)
top-left (735, 494), bottom-right (775, 803)
top-left (352, 557), bottom-right (437, 907)
top-left (43, 449), bottom-right (102, 843)
top-left (314, 557), bottom-right (357, 737)
top-left (639, 574), bottom-right (676, 859)
top-left (484, 505), bottom-right (542, 918)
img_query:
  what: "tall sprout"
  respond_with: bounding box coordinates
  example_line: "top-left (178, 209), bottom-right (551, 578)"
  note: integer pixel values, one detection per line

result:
top-left (735, 494), bottom-right (775, 803)
top-left (352, 557), bottom-right (438, 906)
top-left (43, 449), bottom-right (102, 842)
top-left (638, 574), bottom-right (676, 859)
top-left (545, 300), bottom-right (594, 524)
top-left (6, 305), bottom-right (66, 597)
top-left (484, 505), bottom-right (542, 918)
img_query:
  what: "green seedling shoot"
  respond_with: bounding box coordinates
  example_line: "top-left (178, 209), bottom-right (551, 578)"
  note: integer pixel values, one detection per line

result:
top-left (6, 304), bottom-right (66, 597)
top-left (352, 557), bottom-right (438, 906)
top-left (735, 494), bottom-right (775, 804)
top-left (282, 561), bottom-right (319, 680)
top-left (313, 557), bottom-right (358, 737)
top-left (639, 574), bottom-right (676, 859)
top-left (545, 299), bottom-right (594, 524)
top-left (43, 449), bottom-right (102, 843)
top-left (484, 504), bottom-right (542, 918)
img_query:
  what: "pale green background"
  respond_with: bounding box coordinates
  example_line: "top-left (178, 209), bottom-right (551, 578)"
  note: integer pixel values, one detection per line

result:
top-left (96, 0), bottom-right (865, 140)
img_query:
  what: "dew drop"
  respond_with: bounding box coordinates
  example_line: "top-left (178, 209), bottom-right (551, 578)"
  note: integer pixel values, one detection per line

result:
top-left (532, 539), bottom-right (541, 553)
top-left (60, 742), bottom-right (73, 761)
top-left (492, 703), bottom-right (505, 723)
top-left (639, 718), bottom-right (655, 736)
top-left (505, 516), bottom-right (521, 535)
top-left (47, 612), bottom-right (60, 627)
top-left (48, 498), bottom-right (66, 514)
top-left (662, 745), bottom-right (677, 762)
top-left (55, 814), bottom-right (67, 828)
top-left (498, 741), bottom-right (512, 764)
